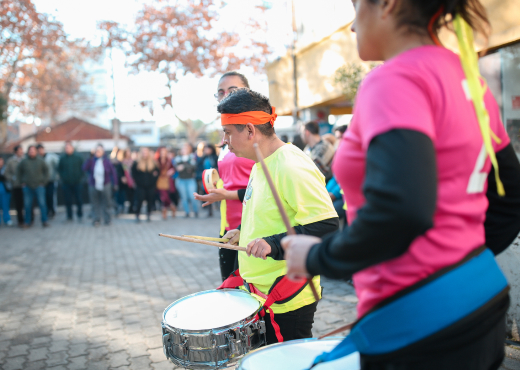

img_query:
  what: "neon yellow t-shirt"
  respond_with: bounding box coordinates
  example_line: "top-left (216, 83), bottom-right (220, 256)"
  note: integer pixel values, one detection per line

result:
top-left (239, 143), bottom-right (338, 314)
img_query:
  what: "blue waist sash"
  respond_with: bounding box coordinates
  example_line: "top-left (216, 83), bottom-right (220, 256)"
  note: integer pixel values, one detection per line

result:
top-left (313, 248), bottom-right (508, 365)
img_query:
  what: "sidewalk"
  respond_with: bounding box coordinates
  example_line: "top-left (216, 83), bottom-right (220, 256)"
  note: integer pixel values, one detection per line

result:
top-left (0, 208), bottom-right (518, 369)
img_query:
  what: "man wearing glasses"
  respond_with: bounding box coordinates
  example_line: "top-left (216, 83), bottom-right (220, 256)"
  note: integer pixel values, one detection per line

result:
top-left (194, 71), bottom-right (255, 281)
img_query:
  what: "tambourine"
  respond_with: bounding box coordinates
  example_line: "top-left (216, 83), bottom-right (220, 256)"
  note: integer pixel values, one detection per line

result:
top-left (202, 168), bottom-right (221, 194)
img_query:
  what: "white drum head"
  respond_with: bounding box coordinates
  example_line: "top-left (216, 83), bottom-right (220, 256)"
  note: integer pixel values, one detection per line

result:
top-left (202, 168), bottom-right (220, 193)
top-left (238, 338), bottom-right (359, 370)
top-left (163, 289), bottom-right (261, 331)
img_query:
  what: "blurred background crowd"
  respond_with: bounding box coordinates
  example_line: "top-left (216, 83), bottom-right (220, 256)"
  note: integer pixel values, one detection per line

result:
top-left (0, 121), bottom-right (348, 230)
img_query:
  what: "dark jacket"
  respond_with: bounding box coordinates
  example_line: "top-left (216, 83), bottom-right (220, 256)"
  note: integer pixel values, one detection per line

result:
top-left (175, 154), bottom-right (197, 179)
top-left (17, 156), bottom-right (49, 189)
top-left (131, 161), bottom-right (159, 189)
top-left (82, 156), bottom-right (118, 187)
top-left (58, 152), bottom-right (84, 185)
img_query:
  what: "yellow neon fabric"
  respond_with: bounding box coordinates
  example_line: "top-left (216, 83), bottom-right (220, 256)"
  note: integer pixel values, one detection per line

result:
top-left (217, 179), bottom-right (228, 236)
top-left (238, 144), bottom-right (338, 313)
top-left (453, 15), bottom-right (505, 196)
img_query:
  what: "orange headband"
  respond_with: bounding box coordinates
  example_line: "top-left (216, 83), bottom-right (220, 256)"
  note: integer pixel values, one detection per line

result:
top-left (221, 107), bottom-right (277, 127)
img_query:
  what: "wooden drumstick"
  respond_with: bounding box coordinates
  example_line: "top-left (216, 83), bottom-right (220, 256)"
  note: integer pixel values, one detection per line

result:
top-left (159, 234), bottom-right (246, 252)
top-left (182, 235), bottom-right (230, 243)
top-left (253, 143), bottom-right (320, 301)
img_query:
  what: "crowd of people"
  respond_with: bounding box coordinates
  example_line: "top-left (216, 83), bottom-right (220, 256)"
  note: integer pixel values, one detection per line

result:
top-left (0, 140), bottom-right (228, 228)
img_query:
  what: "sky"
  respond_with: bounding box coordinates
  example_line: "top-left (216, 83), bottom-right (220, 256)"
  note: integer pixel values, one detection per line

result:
top-left (31, 0), bottom-right (295, 129)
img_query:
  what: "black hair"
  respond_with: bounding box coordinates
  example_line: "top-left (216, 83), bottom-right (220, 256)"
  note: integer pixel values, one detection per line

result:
top-left (368, 0), bottom-right (489, 37)
top-left (304, 121), bottom-right (320, 136)
top-left (36, 143), bottom-right (44, 150)
top-left (334, 125), bottom-right (348, 135)
top-left (219, 71), bottom-right (250, 89)
top-left (13, 145), bottom-right (21, 153)
top-left (204, 143), bottom-right (217, 156)
top-left (217, 89), bottom-right (275, 137)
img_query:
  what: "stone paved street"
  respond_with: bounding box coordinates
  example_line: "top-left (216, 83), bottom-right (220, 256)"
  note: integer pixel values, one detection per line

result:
top-left (0, 208), bottom-right (518, 369)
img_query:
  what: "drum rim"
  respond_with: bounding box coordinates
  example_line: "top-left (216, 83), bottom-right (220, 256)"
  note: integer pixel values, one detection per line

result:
top-left (237, 337), bottom-right (346, 366)
top-left (162, 289), bottom-right (262, 333)
top-left (202, 168), bottom-right (218, 194)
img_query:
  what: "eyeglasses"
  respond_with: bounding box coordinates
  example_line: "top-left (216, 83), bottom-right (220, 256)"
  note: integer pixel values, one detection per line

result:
top-left (214, 87), bottom-right (238, 100)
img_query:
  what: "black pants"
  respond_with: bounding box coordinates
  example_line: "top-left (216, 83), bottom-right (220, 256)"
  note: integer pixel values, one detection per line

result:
top-left (12, 187), bottom-right (24, 225)
top-left (136, 187), bottom-right (156, 216)
top-left (45, 181), bottom-right (55, 217)
top-left (361, 292), bottom-right (509, 370)
top-left (264, 301), bottom-right (318, 345)
top-left (63, 183), bottom-right (83, 220)
top-left (219, 247), bottom-right (238, 282)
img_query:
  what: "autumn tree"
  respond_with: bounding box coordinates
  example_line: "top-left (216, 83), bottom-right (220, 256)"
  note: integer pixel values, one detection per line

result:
top-left (335, 62), bottom-right (378, 103)
top-left (98, 0), bottom-right (269, 144)
top-left (0, 0), bottom-right (97, 146)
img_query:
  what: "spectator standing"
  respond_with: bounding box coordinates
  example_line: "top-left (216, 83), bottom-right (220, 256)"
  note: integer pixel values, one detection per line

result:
top-left (36, 144), bottom-right (59, 219)
top-left (4, 145), bottom-right (26, 227)
top-left (111, 148), bottom-right (125, 216)
top-left (132, 147), bottom-right (159, 222)
top-left (118, 148), bottom-right (136, 214)
top-left (155, 147), bottom-right (177, 220)
top-left (83, 144), bottom-right (118, 226)
top-left (202, 144), bottom-right (218, 217)
top-left (301, 121), bottom-right (335, 181)
top-left (0, 157), bottom-right (13, 226)
top-left (58, 141), bottom-right (84, 222)
top-left (175, 143), bottom-right (199, 218)
top-left (195, 141), bottom-right (206, 195)
top-left (17, 145), bottom-right (49, 228)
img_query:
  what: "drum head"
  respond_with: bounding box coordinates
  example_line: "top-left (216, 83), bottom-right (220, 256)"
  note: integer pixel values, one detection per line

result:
top-left (202, 168), bottom-right (220, 193)
top-left (163, 289), bottom-right (261, 331)
top-left (238, 338), bottom-right (359, 370)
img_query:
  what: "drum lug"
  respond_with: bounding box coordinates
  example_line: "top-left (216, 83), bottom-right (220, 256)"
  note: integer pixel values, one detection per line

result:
top-left (258, 320), bottom-right (266, 334)
top-left (226, 332), bottom-right (240, 356)
top-left (181, 335), bottom-right (189, 360)
top-left (162, 332), bottom-right (171, 358)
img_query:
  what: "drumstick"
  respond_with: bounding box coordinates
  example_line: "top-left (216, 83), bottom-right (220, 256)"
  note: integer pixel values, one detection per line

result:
top-left (318, 321), bottom-right (355, 340)
top-left (159, 234), bottom-right (246, 252)
top-left (182, 235), bottom-right (230, 243)
top-left (253, 143), bottom-right (320, 302)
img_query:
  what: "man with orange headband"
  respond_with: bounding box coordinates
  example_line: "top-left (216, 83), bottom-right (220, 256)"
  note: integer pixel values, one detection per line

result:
top-left (218, 88), bottom-right (339, 345)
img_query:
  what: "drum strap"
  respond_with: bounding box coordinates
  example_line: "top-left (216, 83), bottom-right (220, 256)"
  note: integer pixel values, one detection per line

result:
top-left (218, 269), bottom-right (309, 342)
top-left (310, 248), bottom-right (508, 366)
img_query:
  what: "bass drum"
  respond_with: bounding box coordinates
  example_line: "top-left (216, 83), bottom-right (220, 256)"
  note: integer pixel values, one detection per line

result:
top-left (237, 337), bottom-right (359, 370)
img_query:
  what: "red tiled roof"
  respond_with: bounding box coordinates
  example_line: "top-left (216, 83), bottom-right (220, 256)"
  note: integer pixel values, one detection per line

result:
top-left (1, 117), bottom-right (129, 153)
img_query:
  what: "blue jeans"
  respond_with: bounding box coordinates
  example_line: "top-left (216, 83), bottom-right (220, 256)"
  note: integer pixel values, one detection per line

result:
top-left (63, 183), bottom-right (83, 220)
top-left (176, 178), bottom-right (199, 215)
top-left (23, 186), bottom-right (47, 224)
top-left (0, 183), bottom-right (11, 224)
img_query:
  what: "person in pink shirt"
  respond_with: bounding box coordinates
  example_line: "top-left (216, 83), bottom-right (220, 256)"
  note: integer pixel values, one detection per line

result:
top-left (194, 71), bottom-right (255, 281)
top-left (282, 0), bottom-right (520, 369)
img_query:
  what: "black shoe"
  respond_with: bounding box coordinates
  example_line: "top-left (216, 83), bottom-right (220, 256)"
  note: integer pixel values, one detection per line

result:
top-left (42, 222), bottom-right (50, 228)
top-left (104, 220), bottom-right (111, 226)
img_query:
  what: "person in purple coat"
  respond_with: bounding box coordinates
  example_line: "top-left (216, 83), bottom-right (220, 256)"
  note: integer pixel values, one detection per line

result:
top-left (83, 144), bottom-right (118, 226)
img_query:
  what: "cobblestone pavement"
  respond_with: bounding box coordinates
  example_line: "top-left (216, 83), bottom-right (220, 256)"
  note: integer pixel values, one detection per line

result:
top-left (0, 208), bottom-right (518, 369)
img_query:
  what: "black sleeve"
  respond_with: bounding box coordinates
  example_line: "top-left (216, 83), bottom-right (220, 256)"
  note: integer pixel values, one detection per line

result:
top-left (237, 188), bottom-right (246, 203)
top-left (306, 129), bottom-right (437, 280)
top-left (485, 143), bottom-right (520, 255)
top-left (264, 217), bottom-right (339, 260)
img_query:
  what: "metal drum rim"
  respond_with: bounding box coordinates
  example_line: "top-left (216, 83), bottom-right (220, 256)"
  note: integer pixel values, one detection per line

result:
top-left (237, 337), bottom-right (346, 367)
top-left (162, 289), bottom-right (263, 333)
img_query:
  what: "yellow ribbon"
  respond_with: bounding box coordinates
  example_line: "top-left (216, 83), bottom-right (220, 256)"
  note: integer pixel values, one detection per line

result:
top-left (453, 15), bottom-right (505, 196)
top-left (217, 179), bottom-right (229, 236)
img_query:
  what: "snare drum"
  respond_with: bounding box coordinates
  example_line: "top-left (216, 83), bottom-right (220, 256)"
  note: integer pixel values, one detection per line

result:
top-left (237, 337), bottom-right (360, 370)
top-left (162, 289), bottom-right (266, 369)
top-left (202, 168), bottom-right (220, 193)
